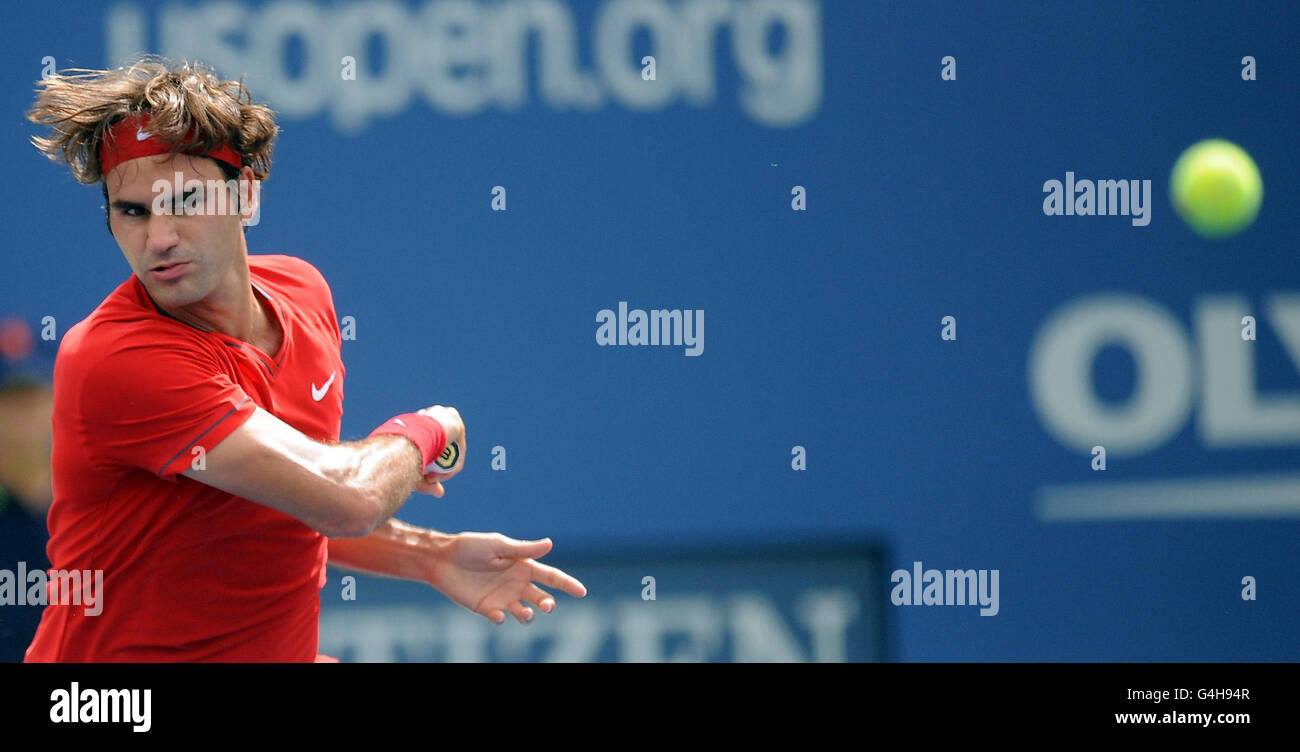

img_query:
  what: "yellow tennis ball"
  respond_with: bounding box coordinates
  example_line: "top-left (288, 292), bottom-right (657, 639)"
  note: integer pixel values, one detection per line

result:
top-left (1170, 139), bottom-right (1263, 239)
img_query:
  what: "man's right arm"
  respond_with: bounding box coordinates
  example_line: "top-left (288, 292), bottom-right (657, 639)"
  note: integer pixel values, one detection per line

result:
top-left (181, 406), bottom-right (462, 538)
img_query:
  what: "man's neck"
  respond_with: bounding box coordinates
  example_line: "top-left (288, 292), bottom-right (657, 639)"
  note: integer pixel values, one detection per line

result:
top-left (154, 263), bottom-right (281, 355)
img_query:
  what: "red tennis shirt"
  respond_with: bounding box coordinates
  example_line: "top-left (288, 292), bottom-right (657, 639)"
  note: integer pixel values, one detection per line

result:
top-left (26, 254), bottom-right (346, 661)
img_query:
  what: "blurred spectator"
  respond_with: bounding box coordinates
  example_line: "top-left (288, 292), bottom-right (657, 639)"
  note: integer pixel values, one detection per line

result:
top-left (0, 316), bottom-right (55, 662)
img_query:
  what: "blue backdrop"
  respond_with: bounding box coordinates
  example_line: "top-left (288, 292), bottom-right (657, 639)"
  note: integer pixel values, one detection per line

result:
top-left (2, 0), bottom-right (1297, 660)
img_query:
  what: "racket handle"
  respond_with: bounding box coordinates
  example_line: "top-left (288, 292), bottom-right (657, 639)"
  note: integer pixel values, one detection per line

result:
top-left (424, 440), bottom-right (462, 476)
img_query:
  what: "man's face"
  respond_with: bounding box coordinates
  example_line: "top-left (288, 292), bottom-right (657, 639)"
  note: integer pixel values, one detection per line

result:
top-left (104, 153), bottom-right (254, 309)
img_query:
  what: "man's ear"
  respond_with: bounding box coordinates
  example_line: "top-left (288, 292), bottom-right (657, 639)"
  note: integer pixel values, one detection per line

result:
top-left (239, 166), bottom-right (261, 228)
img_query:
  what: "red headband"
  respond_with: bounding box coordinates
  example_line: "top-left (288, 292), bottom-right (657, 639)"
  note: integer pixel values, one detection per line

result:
top-left (99, 112), bottom-right (243, 178)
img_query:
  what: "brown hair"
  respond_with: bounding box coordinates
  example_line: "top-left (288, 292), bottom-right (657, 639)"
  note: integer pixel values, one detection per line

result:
top-left (27, 55), bottom-right (278, 185)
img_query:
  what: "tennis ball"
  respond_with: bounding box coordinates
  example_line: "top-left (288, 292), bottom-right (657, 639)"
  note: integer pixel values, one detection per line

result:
top-left (1170, 139), bottom-right (1262, 239)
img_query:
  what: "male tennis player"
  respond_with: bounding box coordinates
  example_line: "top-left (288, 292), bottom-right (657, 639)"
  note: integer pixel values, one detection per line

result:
top-left (23, 57), bottom-right (585, 661)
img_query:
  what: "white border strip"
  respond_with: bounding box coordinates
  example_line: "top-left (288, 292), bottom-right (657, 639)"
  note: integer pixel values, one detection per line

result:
top-left (1036, 473), bottom-right (1300, 521)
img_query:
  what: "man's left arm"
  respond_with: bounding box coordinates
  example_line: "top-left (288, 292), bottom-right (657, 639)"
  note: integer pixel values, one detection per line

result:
top-left (327, 521), bottom-right (588, 625)
top-left (327, 518), bottom-right (448, 582)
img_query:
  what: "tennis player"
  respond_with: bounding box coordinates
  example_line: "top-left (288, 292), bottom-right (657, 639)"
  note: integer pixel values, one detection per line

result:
top-left (23, 57), bottom-right (585, 662)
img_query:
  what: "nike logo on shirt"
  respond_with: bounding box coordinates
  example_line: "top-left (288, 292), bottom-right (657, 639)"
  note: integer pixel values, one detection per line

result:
top-left (311, 372), bottom-right (336, 402)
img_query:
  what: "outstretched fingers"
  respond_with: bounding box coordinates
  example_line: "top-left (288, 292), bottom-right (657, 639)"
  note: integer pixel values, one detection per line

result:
top-left (522, 583), bottom-right (556, 614)
top-left (506, 601), bottom-right (534, 624)
top-left (529, 560), bottom-right (587, 599)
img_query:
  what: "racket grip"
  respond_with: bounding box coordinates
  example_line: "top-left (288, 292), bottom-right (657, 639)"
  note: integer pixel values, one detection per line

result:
top-left (424, 440), bottom-right (462, 476)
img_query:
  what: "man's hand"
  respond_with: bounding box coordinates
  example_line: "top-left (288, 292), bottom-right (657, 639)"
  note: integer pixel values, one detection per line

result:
top-left (415, 405), bottom-right (465, 498)
top-left (427, 533), bottom-right (587, 625)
